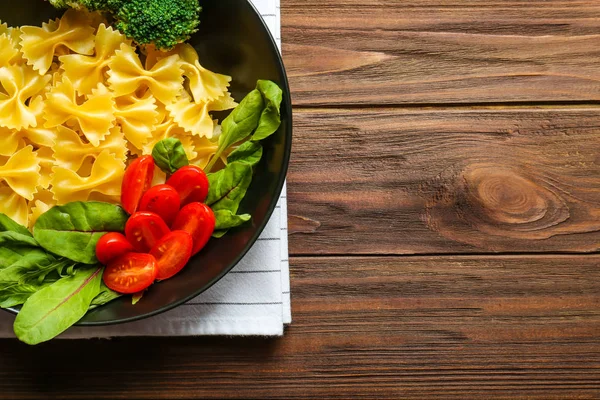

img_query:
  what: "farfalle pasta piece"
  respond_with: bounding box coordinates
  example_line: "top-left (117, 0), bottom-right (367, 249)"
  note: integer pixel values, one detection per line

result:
top-left (28, 189), bottom-right (56, 228)
top-left (142, 120), bottom-right (198, 160)
top-left (34, 146), bottom-right (55, 190)
top-left (60, 24), bottom-right (130, 95)
top-left (0, 145), bottom-right (41, 200)
top-left (0, 34), bottom-right (21, 67)
top-left (167, 91), bottom-right (236, 139)
top-left (189, 135), bottom-right (220, 169)
top-left (177, 44), bottom-right (232, 103)
top-left (20, 96), bottom-right (58, 148)
top-left (0, 127), bottom-right (25, 157)
top-left (108, 43), bottom-right (184, 104)
top-left (0, 184), bottom-right (29, 227)
top-left (51, 150), bottom-right (125, 204)
top-left (20, 9), bottom-right (95, 74)
top-left (44, 78), bottom-right (115, 146)
top-left (114, 91), bottom-right (159, 150)
top-left (53, 125), bottom-right (126, 171)
top-left (0, 65), bottom-right (51, 130)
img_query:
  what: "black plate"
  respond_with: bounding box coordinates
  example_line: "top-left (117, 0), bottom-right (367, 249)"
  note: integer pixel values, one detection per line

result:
top-left (3, 0), bottom-right (292, 325)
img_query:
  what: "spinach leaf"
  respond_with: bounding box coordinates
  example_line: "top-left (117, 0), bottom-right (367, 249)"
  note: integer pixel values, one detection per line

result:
top-left (214, 210), bottom-right (251, 231)
top-left (206, 162), bottom-right (253, 213)
top-left (0, 214), bottom-right (32, 237)
top-left (205, 89), bottom-right (264, 171)
top-left (227, 141), bottom-right (263, 167)
top-left (253, 80), bottom-right (283, 141)
top-left (14, 266), bottom-right (103, 345)
top-left (0, 282), bottom-right (52, 309)
top-left (152, 137), bottom-right (189, 174)
top-left (90, 282), bottom-right (122, 308)
top-left (33, 202), bottom-right (128, 264)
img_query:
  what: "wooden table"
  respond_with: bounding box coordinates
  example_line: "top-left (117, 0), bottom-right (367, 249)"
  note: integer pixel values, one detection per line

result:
top-left (2, 1), bottom-right (600, 398)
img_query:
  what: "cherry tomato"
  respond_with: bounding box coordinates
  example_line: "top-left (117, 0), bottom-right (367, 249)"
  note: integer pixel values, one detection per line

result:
top-left (125, 212), bottom-right (171, 253)
top-left (138, 184), bottom-right (181, 226)
top-left (95, 232), bottom-right (134, 265)
top-left (150, 230), bottom-right (193, 280)
top-left (103, 252), bottom-right (158, 294)
top-left (171, 202), bottom-right (215, 255)
top-left (121, 155), bottom-right (155, 214)
top-left (166, 165), bottom-right (209, 205)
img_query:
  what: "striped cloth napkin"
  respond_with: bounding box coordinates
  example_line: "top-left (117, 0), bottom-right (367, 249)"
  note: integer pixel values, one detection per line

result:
top-left (0, 0), bottom-right (291, 338)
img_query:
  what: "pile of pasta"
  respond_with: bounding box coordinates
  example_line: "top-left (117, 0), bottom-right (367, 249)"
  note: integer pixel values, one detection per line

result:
top-left (0, 9), bottom-right (236, 228)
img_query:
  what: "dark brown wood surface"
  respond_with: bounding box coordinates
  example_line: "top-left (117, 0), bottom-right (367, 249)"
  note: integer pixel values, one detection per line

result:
top-left (2, 1), bottom-right (600, 399)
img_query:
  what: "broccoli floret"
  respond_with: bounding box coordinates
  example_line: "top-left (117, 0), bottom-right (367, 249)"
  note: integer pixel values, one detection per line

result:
top-left (48, 0), bottom-right (201, 49)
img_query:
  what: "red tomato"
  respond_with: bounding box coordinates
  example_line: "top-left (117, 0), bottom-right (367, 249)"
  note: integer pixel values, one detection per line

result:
top-left (150, 230), bottom-right (193, 280)
top-left (171, 202), bottom-right (215, 255)
top-left (125, 212), bottom-right (171, 253)
top-left (103, 253), bottom-right (158, 294)
top-left (166, 165), bottom-right (209, 206)
top-left (138, 184), bottom-right (181, 226)
top-left (95, 232), bottom-right (134, 265)
top-left (121, 155), bottom-right (155, 214)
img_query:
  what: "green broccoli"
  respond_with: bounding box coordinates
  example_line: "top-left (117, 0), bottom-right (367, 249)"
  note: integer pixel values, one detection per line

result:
top-left (48, 0), bottom-right (201, 49)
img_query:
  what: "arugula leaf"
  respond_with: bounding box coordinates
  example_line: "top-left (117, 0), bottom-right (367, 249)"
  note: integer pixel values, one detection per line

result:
top-left (0, 214), bottom-right (32, 237)
top-left (152, 138), bottom-right (189, 174)
top-left (214, 210), bottom-right (251, 231)
top-left (0, 282), bottom-right (53, 309)
top-left (253, 80), bottom-right (283, 141)
top-left (227, 141), bottom-right (263, 167)
top-left (0, 231), bottom-right (43, 270)
top-left (33, 202), bottom-right (129, 264)
top-left (0, 251), bottom-right (66, 284)
top-left (14, 266), bottom-right (103, 345)
top-left (205, 89), bottom-right (264, 171)
top-left (206, 162), bottom-right (253, 214)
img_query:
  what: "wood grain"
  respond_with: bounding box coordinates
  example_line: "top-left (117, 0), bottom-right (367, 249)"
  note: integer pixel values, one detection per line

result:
top-left (1, 255), bottom-right (599, 399)
top-left (288, 108), bottom-right (600, 255)
top-left (282, 0), bottom-right (600, 106)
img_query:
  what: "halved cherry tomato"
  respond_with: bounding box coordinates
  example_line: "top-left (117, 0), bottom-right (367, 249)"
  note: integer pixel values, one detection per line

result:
top-left (125, 212), bottom-right (171, 252)
top-left (138, 184), bottom-right (181, 226)
top-left (103, 252), bottom-right (158, 294)
top-left (95, 232), bottom-right (134, 265)
top-left (150, 230), bottom-right (193, 280)
top-left (121, 155), bottom-right (155, 214)
top-left (166, 165), bottom-right (209, 205)
top-left (171, 202), bottom-right (215, 255)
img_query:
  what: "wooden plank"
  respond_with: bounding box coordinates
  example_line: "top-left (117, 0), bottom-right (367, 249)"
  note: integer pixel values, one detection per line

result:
top-left (281, 0), bottom-right (600, 106)
top-left (1, 255), bottom-right (599, 399)
top-left (287, 108), bottom-right (600, 254)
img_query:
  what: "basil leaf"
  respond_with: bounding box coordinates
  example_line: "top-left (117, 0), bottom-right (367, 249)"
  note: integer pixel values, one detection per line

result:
top-left (0, 282), bottom-right (53, 309)
top-left (227, 141), bottom-right (263, 167)
top-left (152, 137), bottom-right (189, 174)
top-left (206, 162), bottom-right (253, 213)
top-left (33, 202), bottom-right (128, 264)
top-left (205, 90), bottom-right (264, 171)
top-left (214, 210), bottom-right (251, 231)
top-left (90, 282), bottom-right (121, 308)
top-left (14, 266), bottom-right (103, 345)
top-left (253, 80), bottom-right (283, 141)
top-left (0, 213), bottom-right (32, 237)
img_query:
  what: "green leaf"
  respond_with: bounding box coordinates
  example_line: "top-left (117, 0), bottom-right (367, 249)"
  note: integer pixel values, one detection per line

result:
top-left (206, 162), bottom-right (253, 214)
top-left (14, 266), bottom-right (103, 345)
top-left (0, 213), bottom-right (32, 237)
top-left (227, 141), bottom-right (263, 167)
top-left (252, 80), bottom-right (283, 141)
top-left (0, 231), bottom-right (42, 270)
top-left (90, 282), bottom-right (122, 308)
top-left (151, 137), bottom-right (190, 174)
top-left (33, 202), bottom-right (129, 264)
top-left (0, 282), bottom-right (52, 309)
top-left (132, 291), bottom-right (144, 305)
top-left (212, 230), bottom-right (228, 239)
top-left (205, 90), bottom-right (264, 171)
top-left (214, 210), bottom-right (251, 231)
top-left (0, 251), bottom-right (63, 284)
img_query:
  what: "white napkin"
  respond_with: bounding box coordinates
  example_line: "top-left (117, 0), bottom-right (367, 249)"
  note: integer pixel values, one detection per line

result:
top-left (0, 0), bottom-right (291, 338)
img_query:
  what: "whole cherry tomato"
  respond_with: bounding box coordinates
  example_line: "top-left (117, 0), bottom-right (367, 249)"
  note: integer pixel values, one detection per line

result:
top-left (103, 252), bottom-right (158, 294)
top-left (125, 212), bottom-right (170, 252)
top-left (150, 230), bottom-right (194, 280)
top-left (95, 232), bottom-right (134, 265)
top-left (171, 202), bottom-right (215, 255)
top-left (166, 165), bottom-right (209, 205)
top-left (121, 155), bottom-right (155, 214)
top-left (138, 184), bottom-right (181, 226)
